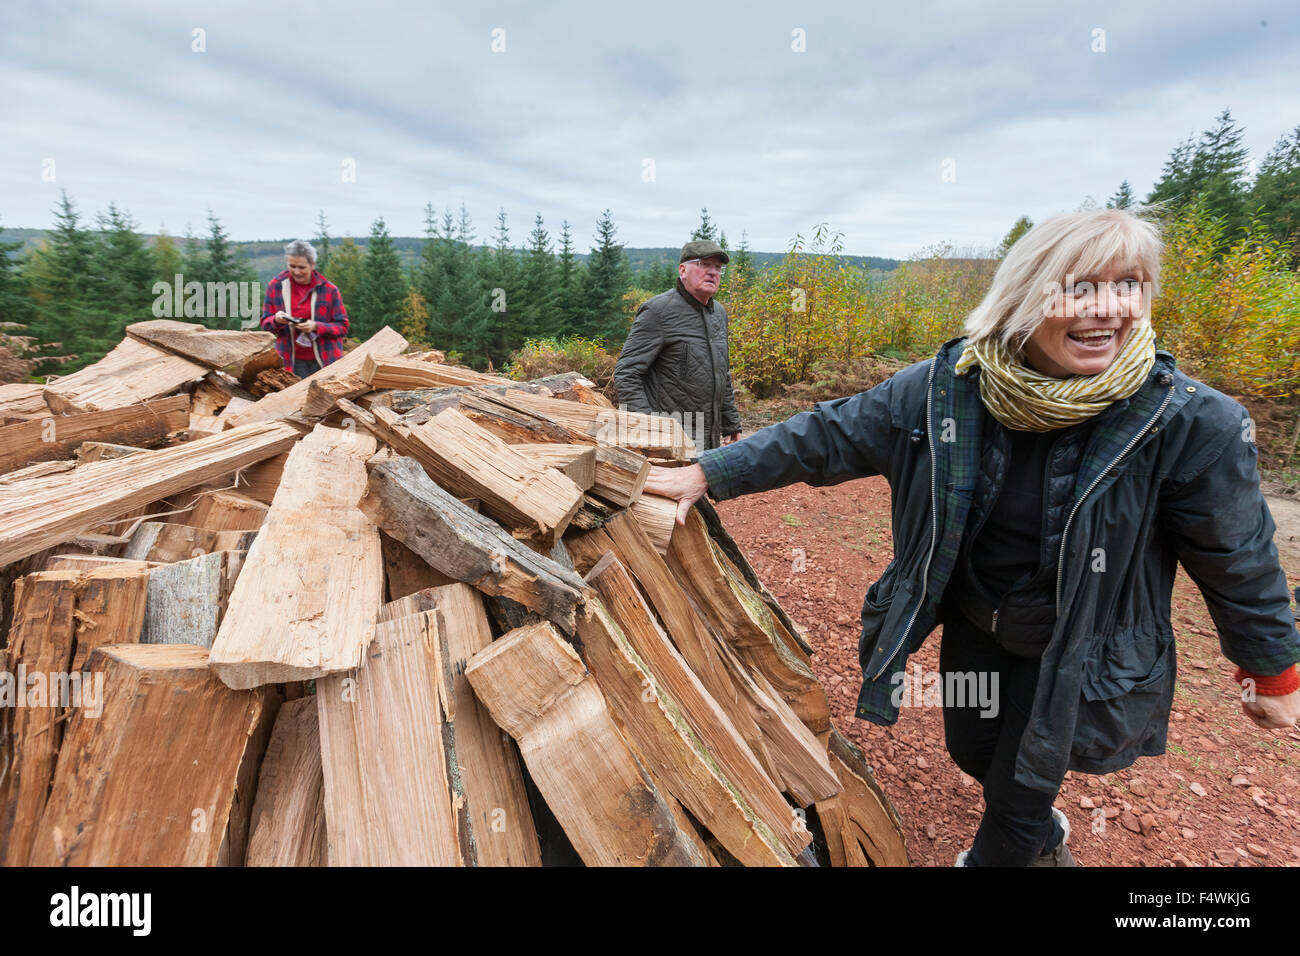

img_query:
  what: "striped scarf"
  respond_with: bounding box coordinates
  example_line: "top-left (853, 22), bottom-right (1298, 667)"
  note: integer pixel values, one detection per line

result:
top-left (953, 321), bottom-right (1156, 432)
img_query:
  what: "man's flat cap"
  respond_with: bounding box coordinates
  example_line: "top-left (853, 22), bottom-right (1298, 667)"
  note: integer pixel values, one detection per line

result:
top-left (679, 239), bottom-right (730, 264)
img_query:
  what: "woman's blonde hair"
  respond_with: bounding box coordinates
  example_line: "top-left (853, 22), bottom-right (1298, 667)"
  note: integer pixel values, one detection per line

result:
top-left (964, 208), bottom-right (1163, 351)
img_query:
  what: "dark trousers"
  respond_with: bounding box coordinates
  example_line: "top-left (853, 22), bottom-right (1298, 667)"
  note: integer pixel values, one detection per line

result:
top-left (292, 356), bottom-right (322, 378)
top-left (939, 608), bottom-right (1067, 865)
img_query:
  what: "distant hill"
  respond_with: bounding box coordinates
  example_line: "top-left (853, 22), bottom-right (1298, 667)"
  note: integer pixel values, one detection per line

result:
top-left (0, 229), bottom-right (900, 282)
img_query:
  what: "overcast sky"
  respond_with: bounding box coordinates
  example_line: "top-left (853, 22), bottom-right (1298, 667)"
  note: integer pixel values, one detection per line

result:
top-left (1, 0), bottom-right (1297, 258)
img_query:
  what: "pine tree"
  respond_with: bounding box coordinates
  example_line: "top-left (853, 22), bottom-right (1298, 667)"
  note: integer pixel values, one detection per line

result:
top-left (553, 220), bottom-right (581, 337)
top-left (354, 217), bottom-right (408, 339)
top-left (482, 207), bottom-right (522, 363)
top-left (329, 238), bottom-right (365, 325)
top-left (579, 209), bottom-right (633, 344)
top-left (415, 203), bottom-right (452, 345)
top-left (998, 216), bottom-right (1034, 257)
top-left (518, 212), bottom-right (557, 342)
top-left (29, 191), bottom-right (96, 365)
top-left (0, 215), bottom-right (34, 332)
top-left (691, 207), bottom-right (717, 241)
top-left (313, 209), bottom-right (332, 276)
top-left (1106, 181), bottom-right (1135, 209)
top-left (1249, 125), bottom-right (1300, 267)
top-left (1147, 110), bottom-right (1250, 237)
top-left (86, 203), bottom-right (156, 341)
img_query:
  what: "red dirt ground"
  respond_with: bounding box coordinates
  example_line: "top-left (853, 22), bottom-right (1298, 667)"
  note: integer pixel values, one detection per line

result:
top-left (715, 477), bottom-right (1300, 868)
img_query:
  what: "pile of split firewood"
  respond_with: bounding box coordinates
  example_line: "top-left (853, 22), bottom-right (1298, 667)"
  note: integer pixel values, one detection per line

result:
top-left (0, 320), bottom-right (907, 866)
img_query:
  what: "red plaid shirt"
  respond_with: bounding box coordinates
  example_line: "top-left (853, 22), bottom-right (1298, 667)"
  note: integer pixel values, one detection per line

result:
top-left (260, 269), bottom-right (349, 368)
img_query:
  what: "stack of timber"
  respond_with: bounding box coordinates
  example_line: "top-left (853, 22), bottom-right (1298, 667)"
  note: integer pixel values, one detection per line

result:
top-left (0, 321), bottom-right (907, 867)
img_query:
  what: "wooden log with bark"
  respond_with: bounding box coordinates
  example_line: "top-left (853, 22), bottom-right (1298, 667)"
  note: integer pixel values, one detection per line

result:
top-left (360, 455), bottom-right (588, 633)
top-left (41, 337), bottom-right (209, 414)
top-left (0, 394), bottom-right (190, 473)
top-left (124, 319), bottom-right (280, 384)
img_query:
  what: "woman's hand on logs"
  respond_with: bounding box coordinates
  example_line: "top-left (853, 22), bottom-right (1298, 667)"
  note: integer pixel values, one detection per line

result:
top-left (644, 463), bottom-right (709, 526)
top-left (1242, 688), bottom-right (1300, 730)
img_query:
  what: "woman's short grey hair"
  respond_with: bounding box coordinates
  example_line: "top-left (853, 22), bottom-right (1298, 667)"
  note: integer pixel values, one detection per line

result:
top-left (964, 208), bottom-right (1164, 351)
top-left (284, 239), bottom-right (317, 265)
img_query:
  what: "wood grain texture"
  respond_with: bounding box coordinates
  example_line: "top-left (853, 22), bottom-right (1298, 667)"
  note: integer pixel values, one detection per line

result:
top-left (246, 697), bottom-right (327, 866)
top-left (124, 319), bottom-right (278, 380)
top-left (0, 394), bottom-right (190, 473)
top-left (316, 610), bottom-right (466, 866)
top-left (465, 620), bottom-right (710, 866)
top-left (28, 644), bottom-right (264, 866)
top-left (430, 583), bottom-right (542, 866)
top-left (814, 728), bottom-right (909, 867)
top-left (0, 421), bottom-right (300, 567)
top-left (41, 337), bottom-right (208, 413)
top-left (360, 456), bottom-right (588, 633)
top-left (340, 400), bottom-right (583, 549)
top-left (209, 424), bottom-right (383, 689)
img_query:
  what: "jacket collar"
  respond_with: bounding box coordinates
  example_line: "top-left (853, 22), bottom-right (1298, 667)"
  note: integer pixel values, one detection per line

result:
top-left (675, 278), bottom-right (713, 311)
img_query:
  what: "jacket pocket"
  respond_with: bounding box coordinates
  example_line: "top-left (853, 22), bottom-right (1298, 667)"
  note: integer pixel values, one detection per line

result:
top-left (858, 566), bottom-right (918, 677)
top-left (1073, 626), bottom-right (1176, 762)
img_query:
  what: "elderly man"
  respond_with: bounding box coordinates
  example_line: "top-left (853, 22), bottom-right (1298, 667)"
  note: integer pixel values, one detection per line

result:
top-left (259, 239), bottom-right (349, 376)
top-left (614, 239), bottom-right (742, 452)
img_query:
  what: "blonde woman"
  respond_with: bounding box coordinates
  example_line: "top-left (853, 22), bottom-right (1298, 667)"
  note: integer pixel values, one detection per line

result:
top-left (645, 208), bottom-right (1300, 866)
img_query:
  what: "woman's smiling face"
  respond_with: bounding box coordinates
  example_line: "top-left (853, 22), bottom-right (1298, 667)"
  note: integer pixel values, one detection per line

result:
top-left (1023, 263), bottom-right (1145, 378)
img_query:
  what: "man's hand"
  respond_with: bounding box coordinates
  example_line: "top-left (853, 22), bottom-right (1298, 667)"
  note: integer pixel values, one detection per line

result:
top-left (273, 310), bottom-right (291, 327)
top-left (722, 431), bottom-right (742, 446)
top-left (1242, 689), bottom-right (1300, 730)
top-left (643, 463), bottom-right (709, 526)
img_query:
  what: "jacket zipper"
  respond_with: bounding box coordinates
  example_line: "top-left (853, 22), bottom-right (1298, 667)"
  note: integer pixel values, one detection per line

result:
top-left (1053, 381), bottom-right (1176, 614)
top-left (868, 355), bottom-right (940, 681)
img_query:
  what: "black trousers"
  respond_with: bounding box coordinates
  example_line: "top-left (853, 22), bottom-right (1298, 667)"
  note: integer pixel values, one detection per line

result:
top-left (939, 608), bottom-right (1068, 865)
top-left (292, 356), bottom-right (322, 378)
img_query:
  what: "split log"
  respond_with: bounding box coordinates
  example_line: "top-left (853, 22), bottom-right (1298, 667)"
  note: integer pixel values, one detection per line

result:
top-left (627, 492), bottom-right (679, 554)
top-left (380, 530), bottom-right (457, 599)
top-left (43, 554), bottom-right (158, 573)
top-left (316, 610), bottom-right (466, 866)
top-left (576, 567), bottom-right (806, 866)
top-left (250, 365), bottom-right (298, 397)
top-left (362, 353), bottom-right (508, 390)
top-left (220, 685), bottom-right (283, 867)
top-left (123, 522), bottom-right (219, 563)
top-left (67, 564), bottom-right (151, 672)
top-left (668, 507), bottom-right (830, 736)
top-left (0, 394), bottom-right (190, 473)
top-left (814, 728), bottom-right (910, 867)
top-left (187, 489), bottom-right (269, 532)
top-left (301, 371), bottom-right (371, 419)
top-left (514, 443), bottom-right (596, 490)
top-left (566, 516), bottom-right (778, 794)
top-left (209, 425), bottom-right (383, 689)
top-left (75, 441), bottom-right (146, 464)
top-left (504, 390), bottom-right (694, 460)
top-left (124, 319), bottom-right (279, 383)
top-left (42, 337), bottom-right (208, 413)
top-left (568, 493), bottom-right (616, 532)
top-left (222, 326), bottom-right (406, 428)
top-left (246, 697), bottom-right (327, 866)
top-left (589, 444), bottom-right (650, 507)
top-left (360, 456), bottom-right (588, 633)
top-left (464, 620), bottom-right (712, 866)
top-left (28, 644), bottom-right (264, 866)
top-left (0, 571), bottom-right (80, 866)
top-left (377, 586), bottom-right (439, 622)
top-left (430, 583), bottom-right (543, 866)
top-left (0, 382), bottom-right (48, 421)
top-left (340, 400), bottom-right (583, 548)
top-left (232, 450), bottom-right (289, 504)
top-left (0, 420), bottom-right (300, 567)
top-left (140, 550), bottom-right (242, 648)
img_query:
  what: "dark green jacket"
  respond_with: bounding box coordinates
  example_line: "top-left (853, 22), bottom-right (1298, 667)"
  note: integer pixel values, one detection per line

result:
top-left (698, 336), bottom-right (1300, 792)
top-left (614, 281), bottom-right (741, 451)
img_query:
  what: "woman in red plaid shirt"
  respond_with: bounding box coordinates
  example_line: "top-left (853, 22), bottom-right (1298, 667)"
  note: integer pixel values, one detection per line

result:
top-left (260, 239), bottom-right (350, 376)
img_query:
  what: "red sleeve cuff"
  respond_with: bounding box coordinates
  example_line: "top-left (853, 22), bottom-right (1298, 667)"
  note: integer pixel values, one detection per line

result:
top-left (1234, 665), bottom-right (1300, 696)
